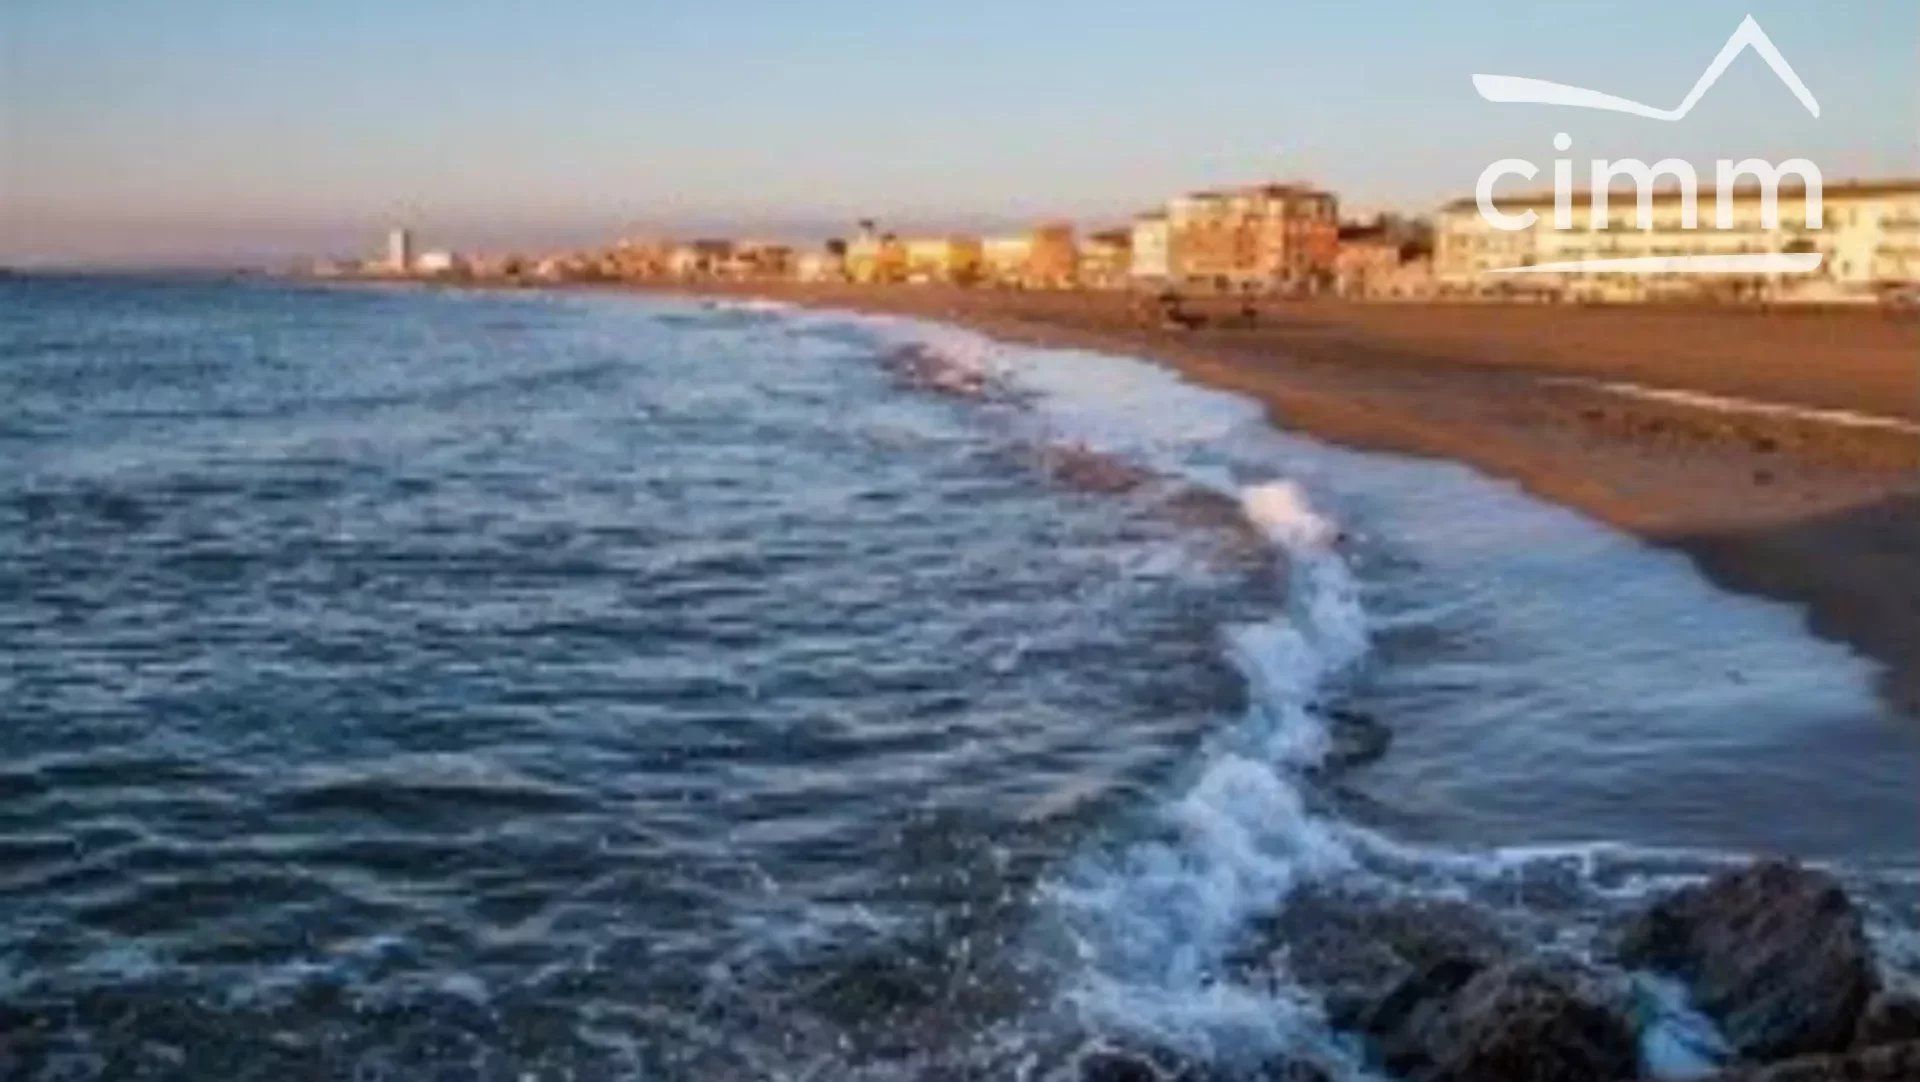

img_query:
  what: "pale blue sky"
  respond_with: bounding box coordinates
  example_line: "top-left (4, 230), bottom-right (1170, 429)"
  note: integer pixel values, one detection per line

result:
top-left (2, 0), bottom-right (1914, 265)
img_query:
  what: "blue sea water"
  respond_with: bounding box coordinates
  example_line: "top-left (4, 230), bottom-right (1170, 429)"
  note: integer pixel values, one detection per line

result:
top-left (1, 276), bottom-right (1914, 1079)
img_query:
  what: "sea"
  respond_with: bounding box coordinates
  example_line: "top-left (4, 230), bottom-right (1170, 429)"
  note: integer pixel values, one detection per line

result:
top-left (2, 275), bottom-right (1916, 1080)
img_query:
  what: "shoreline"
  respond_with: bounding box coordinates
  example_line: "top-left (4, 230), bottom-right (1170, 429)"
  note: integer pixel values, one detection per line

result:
top-left (610, 280), bottom-right (1920, 717)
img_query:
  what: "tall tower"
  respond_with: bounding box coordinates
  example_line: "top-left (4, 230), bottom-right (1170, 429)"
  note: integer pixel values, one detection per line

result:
top-left (386, 227), bottom-right (413, 273)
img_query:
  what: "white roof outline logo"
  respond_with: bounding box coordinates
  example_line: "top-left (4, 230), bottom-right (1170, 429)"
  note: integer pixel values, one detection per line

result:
top-left (1472, 14), bottom-right (1820, 121)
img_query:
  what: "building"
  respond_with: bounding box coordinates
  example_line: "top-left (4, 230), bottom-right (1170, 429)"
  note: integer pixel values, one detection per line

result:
top-left (1162, 183), bottom-right (1339, 292)
top-left (981, 236), bottom-right (1033, 286)
top-left (1078, 228), bottom-right (1132, 289)
top-left (846, 220), bottom-right (907, 284)
top-left (413, 249), bottom-right (464, 276)
top-left (903, 236), bottom-right (984, 284)
top-left (1380, 256), bottom-right (1436, 299)
top-left (1333, 226), bottom-right (1404, 298)
top-left (608, 237), bottom-right (674, 279)
top-left (1249, 184), bottom-right (1339, 290)
top-left (723, 242), bottom-right (795, 280)
top-left (386, 227), bottom-right (413, 273)
top-left (467, 253), bottom-right (529, 280)
top-left (1434, 177), bottom-right (1920, 302)
top-left (795, 247), bottom-right (847, 283)
top-left (1129, 212), bottom-right (1172, 284)
top-left (667, 239), bottom-right (735, 279)
top-left (1026, 222), bottom-right (1077, 288)
top-left (1166, 190), bottom-right (1248, 288)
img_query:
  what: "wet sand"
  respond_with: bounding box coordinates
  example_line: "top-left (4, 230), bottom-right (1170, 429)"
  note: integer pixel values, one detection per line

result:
top-left (616, 281), bottom-right (1920, 717)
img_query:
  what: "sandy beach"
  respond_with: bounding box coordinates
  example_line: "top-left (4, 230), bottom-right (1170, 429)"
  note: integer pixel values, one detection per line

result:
top-left (633, 282), bottom-right (1920, 715)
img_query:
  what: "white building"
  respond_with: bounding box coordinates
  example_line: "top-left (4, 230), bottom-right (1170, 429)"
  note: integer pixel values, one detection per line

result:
top-left (902, 236), bottom-right (982, 284)
top-left (414, 249), bottom-right (462, 275)
top-left (1129, 212), bottom-right (1171, 283)
top-left (386, 227), bottom-right (413, 273)
top-left (980, 236), bottom-right (1032, 286)
top-left (794, 250), bottom-right (846, 283)
top-left (1435, 178), bottom-right (1920, 302)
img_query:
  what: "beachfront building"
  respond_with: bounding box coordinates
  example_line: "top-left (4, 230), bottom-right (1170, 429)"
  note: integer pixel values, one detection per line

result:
top-left (1166, 190), bottom-right (1250, 289)
top-left (1434, 177), bottom-right (1920, 302)
top-left (1027, 222), bottom-right (1078, 288)
top-left (668, 239), bottom-right (736, 279)
top-left (795, 247), bottom-right (847, 283)
top-left (1334, 226), bottom-right (1404, 298)
top-left (1377, 256), bottom-right (1436, 300)
top-left (846, 220), bottom-right (907, 284)
top-left (722, 242), bottom-right (795, 280)
top-left (467, 253), bottom-right (529, 280)
top-left (414, 249), bottom-right (465, 276)
top-left (607, 237), bottom-right (674, 279)
top-left (1163, 182), bottom-right (1339, 292)
top-left (386, 227), bottom-right (413, 273)
top-left (1250, 184), bottom-right (1339, 291)
top-left (527, 252), bottom-right (605, 282)
top-left (980, 236), bottom-right (1033, 287)
top-left (1078, 229), bottom-right (1132, 290)
top-left (903, 236), bottom-right (984, 285)
top-left (1129, 212), bottom-right (1172, 285)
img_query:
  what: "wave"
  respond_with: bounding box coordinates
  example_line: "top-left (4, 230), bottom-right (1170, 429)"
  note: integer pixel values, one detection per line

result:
top-left (732, 302), bottom-right (1919, 1078)
top-left (1039, 482), bottom-right (1373, 1073)
top-left (799, 311), bottom-right (1379, 1071)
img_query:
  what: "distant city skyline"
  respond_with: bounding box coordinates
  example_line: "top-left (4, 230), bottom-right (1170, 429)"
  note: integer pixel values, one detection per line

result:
top-left (3, 0), bottom-right (1915, 266)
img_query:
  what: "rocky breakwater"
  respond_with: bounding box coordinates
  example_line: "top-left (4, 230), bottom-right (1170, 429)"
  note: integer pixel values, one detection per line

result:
top-left (1074, 858), bottom-right (1917, 1082)
top-left (1619, 859), bottom-right (1920, 1081)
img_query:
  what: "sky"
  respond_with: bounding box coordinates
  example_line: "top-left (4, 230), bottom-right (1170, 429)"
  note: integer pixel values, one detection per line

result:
top-left (2, 0), bottom-right (1915, 266)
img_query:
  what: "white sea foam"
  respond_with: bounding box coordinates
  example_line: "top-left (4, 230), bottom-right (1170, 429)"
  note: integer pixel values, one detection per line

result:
top-left (855, 320), bottom-right (1387, 1063)
top-left (1035, 479), bottom-right (1370, 1065)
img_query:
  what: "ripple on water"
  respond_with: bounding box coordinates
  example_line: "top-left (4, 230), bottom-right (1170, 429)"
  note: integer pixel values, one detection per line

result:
top-left (1, 281), bottom-right (1915, 1080)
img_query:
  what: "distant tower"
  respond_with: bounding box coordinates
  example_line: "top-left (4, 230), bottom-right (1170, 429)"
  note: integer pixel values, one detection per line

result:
top-left (386, 227), bottom-right (413, 272)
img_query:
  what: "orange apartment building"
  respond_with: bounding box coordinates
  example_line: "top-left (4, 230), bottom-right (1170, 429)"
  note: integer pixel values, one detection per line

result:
top-left (1165, 183), bottom-right (1338, 291)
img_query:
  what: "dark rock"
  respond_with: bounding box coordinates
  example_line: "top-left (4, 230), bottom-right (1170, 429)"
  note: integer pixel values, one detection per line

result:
top-left (1320, 707), bottom-right (1392, 771)
top-left (1236, 887), bottom-right (1515, 1030)
top-left (1618, 859), bottom-right (1877, 1061)
top-left (1079, 1049), bottom-right (1162, 1082)
top-left (1042, 443), bottom-right (1154, 494)
top-left (1681, 1039), bottom-right (1920, 1081)
top-left (1429, 964), bottom-right (1637, 1082)
top-left (1854, 990), bottom-right (1920, 1050)
top-left (1362, 960), bottom-right (1636, 1082)
top-left (1361, 956), bottom-right (1488, 1075)
top-left (1157, 486), bottom-right (1248, 530)
top-left (885, 345), bottom-right (990, 398)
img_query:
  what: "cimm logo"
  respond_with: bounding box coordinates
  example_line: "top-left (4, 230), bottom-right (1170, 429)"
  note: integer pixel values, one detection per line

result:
top-left (1471, 14), bottom-right (1823, 275)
